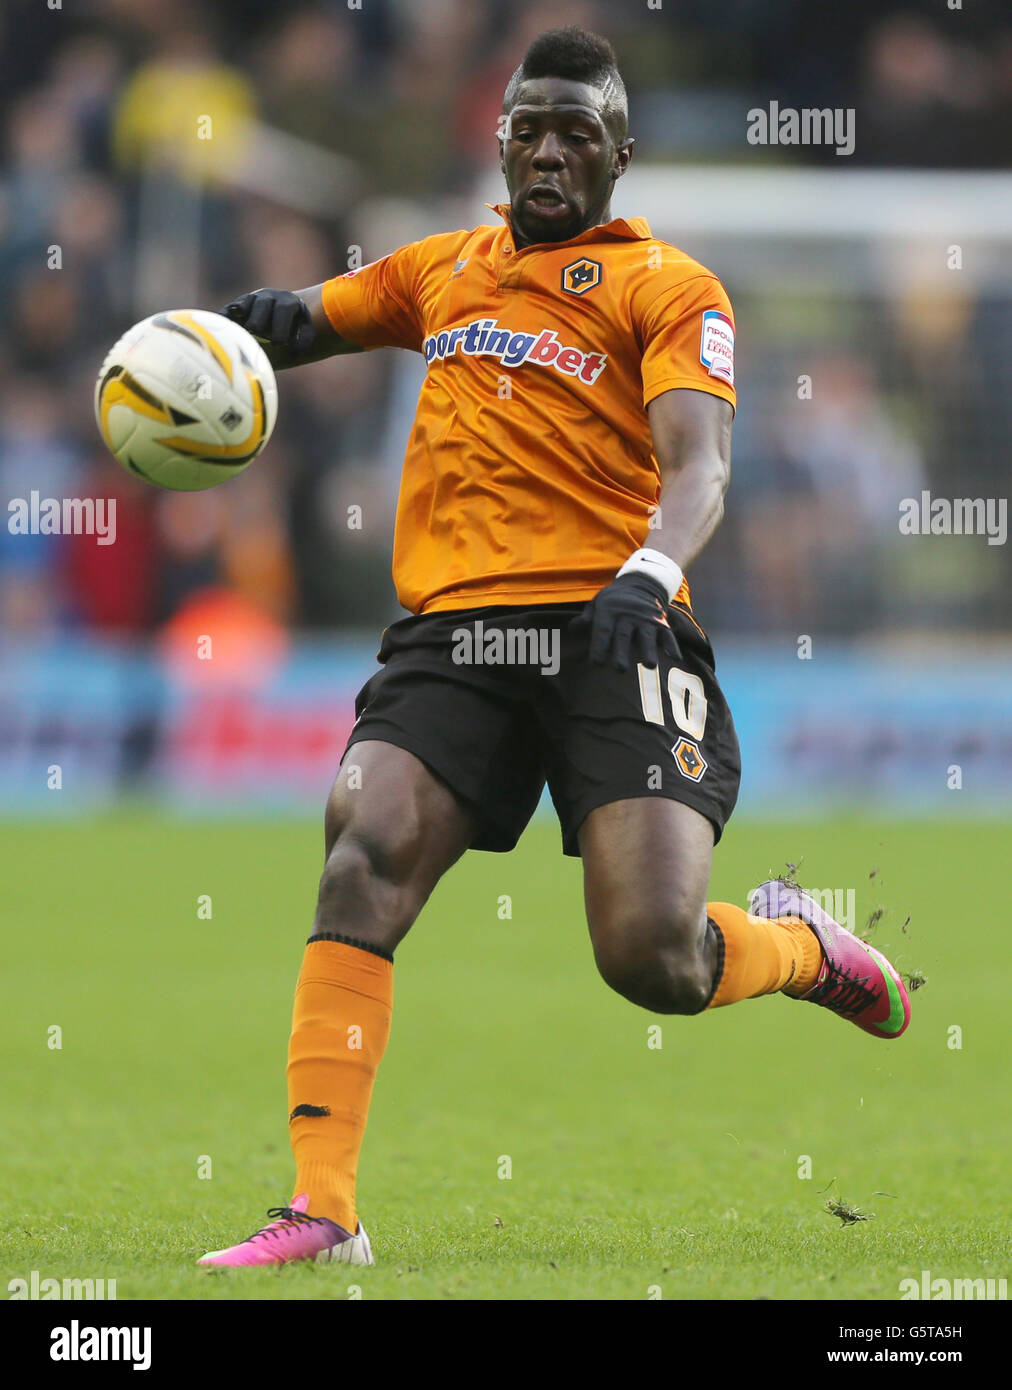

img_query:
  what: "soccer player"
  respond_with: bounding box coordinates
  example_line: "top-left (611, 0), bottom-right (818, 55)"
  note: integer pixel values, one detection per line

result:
top-left (197, 27), bottom-right (910, 1269)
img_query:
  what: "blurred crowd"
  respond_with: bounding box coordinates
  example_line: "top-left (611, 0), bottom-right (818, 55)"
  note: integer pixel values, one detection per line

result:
top-left (0, 0), bottom-right (1009, 644)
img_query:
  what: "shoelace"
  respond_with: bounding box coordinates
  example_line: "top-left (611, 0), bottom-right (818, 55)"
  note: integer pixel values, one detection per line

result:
top-left (810, 962), bottom-right (877, 1018)
top-left (247, 1206), bottom-right (326, 1244)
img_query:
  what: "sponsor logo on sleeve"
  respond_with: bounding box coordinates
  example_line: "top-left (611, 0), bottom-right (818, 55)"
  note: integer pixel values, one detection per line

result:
top-left (699, 309), bottom-right (735, 386)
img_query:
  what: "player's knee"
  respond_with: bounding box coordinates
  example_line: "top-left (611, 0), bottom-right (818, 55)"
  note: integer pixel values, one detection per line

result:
top-left (314, 821), bottom-right (423, 942)
top-left (593, 905), bottom-right (713, 1014)
top-left (597, 949), bottom-right (712, 1014)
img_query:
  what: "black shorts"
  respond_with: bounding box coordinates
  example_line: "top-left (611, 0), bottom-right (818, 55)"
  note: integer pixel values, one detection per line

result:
top-left (343, 601), bottom-right (741, 857)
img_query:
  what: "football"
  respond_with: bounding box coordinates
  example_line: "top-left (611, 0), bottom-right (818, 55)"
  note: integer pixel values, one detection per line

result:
top-left (94, 309), bottom-right (278, 491)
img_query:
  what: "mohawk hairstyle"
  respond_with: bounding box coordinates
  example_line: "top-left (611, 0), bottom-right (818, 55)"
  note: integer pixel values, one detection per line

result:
top-left (502, 26), bottom-right (628, 142)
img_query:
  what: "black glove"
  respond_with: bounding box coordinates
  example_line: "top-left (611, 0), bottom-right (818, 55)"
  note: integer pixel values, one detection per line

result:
top-left (221, 288), bottom-right (315, 355)
top-left (571, 571), bottom-right (682, 672)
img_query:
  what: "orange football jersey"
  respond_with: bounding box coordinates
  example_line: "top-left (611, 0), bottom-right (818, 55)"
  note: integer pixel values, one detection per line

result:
top-left (321, 203), bottom-right (735, 614)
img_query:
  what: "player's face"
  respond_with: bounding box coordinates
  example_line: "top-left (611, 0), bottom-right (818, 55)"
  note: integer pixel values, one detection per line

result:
top-left (500, 77), bottom-right (632, 246)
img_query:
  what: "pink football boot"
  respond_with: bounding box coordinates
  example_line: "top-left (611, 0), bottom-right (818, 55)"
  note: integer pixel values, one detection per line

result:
top-left (197, 1193), bottom-right (373, 1267)
top-left (749, 878), bottom-right (911, 1039)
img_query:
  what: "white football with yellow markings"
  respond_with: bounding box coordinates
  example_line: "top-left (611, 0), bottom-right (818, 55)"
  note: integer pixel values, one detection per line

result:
top-left (95, 309), bottom-right (278, 491)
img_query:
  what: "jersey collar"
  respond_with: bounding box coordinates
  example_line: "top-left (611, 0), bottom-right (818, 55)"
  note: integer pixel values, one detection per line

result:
top-left (486, 202), bottom-right (652, 245)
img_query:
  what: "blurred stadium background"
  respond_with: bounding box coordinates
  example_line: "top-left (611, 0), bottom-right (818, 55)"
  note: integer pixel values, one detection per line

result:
top-left (1, 0), bottom-right (1010, 820)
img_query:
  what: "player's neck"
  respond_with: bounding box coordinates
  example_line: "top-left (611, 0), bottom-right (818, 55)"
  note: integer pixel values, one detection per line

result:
top-left (512, 202), bottom-right (615, 250)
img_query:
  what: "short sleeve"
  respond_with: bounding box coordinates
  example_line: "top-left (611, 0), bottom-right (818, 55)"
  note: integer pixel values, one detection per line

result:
top-left (639, 274), bottom-right (736, 412)
top-left (320, 242), bottom-right (424, 352)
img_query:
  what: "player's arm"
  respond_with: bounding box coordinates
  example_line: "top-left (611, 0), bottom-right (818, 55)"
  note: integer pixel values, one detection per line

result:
top-left (574, 388), bottom-right (733, 671)
top-left (646, 386), bottom-right (733, 572)
top-left (221, 285), bottom-right (364, 369)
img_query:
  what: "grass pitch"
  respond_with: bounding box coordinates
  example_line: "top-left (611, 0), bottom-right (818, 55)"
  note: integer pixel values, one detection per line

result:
top-left (2, 814), bottom-right (1007, 1300)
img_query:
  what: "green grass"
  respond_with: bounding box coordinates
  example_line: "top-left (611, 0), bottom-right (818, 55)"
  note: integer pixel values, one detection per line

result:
top-left (1, 814), bottom-right (1007, 1300)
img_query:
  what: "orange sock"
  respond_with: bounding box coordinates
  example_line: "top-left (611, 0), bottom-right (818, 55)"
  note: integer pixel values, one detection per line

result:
top-left (286, 937), bottom-right (393, 1232)
top-left (704, 902), bottom-right (823, 1010)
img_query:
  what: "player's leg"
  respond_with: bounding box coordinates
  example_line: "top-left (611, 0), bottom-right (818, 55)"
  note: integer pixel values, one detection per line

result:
top-left (581, 799), bottom-right (910, 1035)
top-left (199, 740), bottom-right (476, 1269)
top-left (554, 602), bottom-right (909, 1034)
top-left (287, 739), bottom-right (476, 1236)
top-left (580, 797), bottom-right (716, 1013)
top-left (200, 606), bottom-right (550, 1268)
top-left (312, 736), bottom-right (477, 956)
top-left (551, 599), bottom-right (791, 1014)
top-left (579, 796), bottom-right (820, 1015)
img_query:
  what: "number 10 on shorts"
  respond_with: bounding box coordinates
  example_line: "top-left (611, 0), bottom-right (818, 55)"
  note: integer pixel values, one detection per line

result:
top-left (637, 663), bottom-right (708, 740)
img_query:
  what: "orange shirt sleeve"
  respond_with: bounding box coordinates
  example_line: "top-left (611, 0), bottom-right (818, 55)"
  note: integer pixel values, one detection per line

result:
top-left (639, 274), bottom-right (736, 411)
top-left (320, 242), bottom-right (424, 352)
